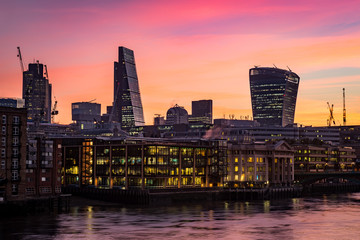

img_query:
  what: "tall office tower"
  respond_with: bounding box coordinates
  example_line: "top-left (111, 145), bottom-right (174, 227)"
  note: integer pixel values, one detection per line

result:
top-left (190, 100), bottom-right (213, 124)
top-left (113, 47), bottom-right (145, 129)
top-left (22, 62), bottom-right (52, 123)
top-left (249, 67), bottom-right (300, 127)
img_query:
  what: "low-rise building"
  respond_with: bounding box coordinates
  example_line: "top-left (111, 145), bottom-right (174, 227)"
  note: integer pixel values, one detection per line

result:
top-left (227, 141), bottom-right (294, 187)
top-left (62, 137), bottom-right (227, 189)
top-left (0, 106), bottom-right (27, 201)
top-left (293, 144), bottom-right (356, 173)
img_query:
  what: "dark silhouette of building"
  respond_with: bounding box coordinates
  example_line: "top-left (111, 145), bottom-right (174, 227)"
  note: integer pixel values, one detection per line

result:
top-left (113, 47), bottom-right (145, 129)
top-left (23, 62), bottom-right (52, 123)
top-left (189, 100), bottom-right (213, 124)
top-left (0, 98), bottom-right (25, 108)
top-left (249, 67), bottom-right (300, 127)
top-left (154, 114), bottom-right (165, 125)
top-left (166, 104), bottom-right (189, 125)
top-left (72, 101), bottom-right (101, 130)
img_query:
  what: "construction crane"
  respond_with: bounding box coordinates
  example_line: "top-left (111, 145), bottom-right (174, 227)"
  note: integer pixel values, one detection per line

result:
top-left (343, 88), bottom-right (346, 126)
top-left (51, 96), bottom-right (59, 123)
top-left (16, 46), bottom-right (25, 73)
top-left (88, 99), bottom-right (96, 103)
top-left (327, 102), bottom-right (336, 126)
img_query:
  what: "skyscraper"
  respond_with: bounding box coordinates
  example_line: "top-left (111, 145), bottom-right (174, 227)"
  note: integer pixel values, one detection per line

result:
top-left (249, 67), bottom-right (300, 127)
top-left (113, 47), bottom-right (145, 129)
top-left (190, 100), bottom-right (213, 124)
top-left (22, 62), bottom-right (52, 123)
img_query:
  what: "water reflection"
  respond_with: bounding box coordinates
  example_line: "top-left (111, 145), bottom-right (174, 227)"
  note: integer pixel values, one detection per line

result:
top-left (1, 193), bottom-right (360, 240)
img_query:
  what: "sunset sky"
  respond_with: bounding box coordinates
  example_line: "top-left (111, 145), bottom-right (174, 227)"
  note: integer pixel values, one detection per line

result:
top-left (1, 0), bottom-right (360, 126)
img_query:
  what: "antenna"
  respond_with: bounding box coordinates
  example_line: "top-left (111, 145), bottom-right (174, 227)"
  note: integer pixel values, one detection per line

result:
top-left (287, 66), bottom-right (292, 72)
top-left (273, 64), bottom-right (277, 68)
top-left (343, 88), bottom-right (346, 126)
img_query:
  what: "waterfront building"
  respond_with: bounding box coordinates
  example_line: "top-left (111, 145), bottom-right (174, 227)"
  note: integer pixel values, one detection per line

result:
top-left (0, 98), bottom-right (25, 108)
top-left (113, 47), bottom-right (145, 129)
top-left (293, 144), bottom-right (356, 173)
top-left (227, 141), bottom-right (294, 187)
top-left (0, 106), bottom-right (27, 201)
top-left (72, 101), bottom-right (101, 130)
top-left (189, 100), bottom-right (213, 124)
top-left (23, 62), bottom-right (52, 123)
top-left (166, 104), bottom-right (189, 125)
top-left (62, 137), bottom-right (227, 189)
top-left (249, 67), bottom-right (300, 126)
top-left (25, 138), bottom-right (62, 197)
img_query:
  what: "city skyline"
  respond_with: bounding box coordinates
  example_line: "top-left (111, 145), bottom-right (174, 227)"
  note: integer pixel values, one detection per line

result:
top-left (1, 1), bottom-right (360, 126)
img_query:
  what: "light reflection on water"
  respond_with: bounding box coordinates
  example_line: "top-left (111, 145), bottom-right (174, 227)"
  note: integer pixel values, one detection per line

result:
top-left (1, 193), bottom-right (360, 240)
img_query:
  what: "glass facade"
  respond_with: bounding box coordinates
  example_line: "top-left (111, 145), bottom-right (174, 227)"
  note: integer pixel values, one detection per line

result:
top-left (22, 63), bottom-right (52, 123)
top-left (113, 47), bottom-right (145, 129)
top-left (249, 67), bottom-right (300, 127)
top-left (62, 138), bottom-right (227, 189)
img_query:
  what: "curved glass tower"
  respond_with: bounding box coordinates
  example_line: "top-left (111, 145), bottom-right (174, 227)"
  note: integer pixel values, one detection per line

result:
top-left (249, 67), bottom-right (300, 127)
top-left (113, 47), bottom-right (145, 129)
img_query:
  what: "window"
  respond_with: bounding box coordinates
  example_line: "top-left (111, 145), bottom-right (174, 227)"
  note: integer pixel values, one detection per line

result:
top-left (11, 171), bottom-right (18, 181)
top-left (12, 159), bottom-right (18, 169)
top-left (12, 137), bottom-right (19, 146)
top-left (12, 184), bottom-right (18, 195)
top-left (235, 166), bottom-right (239, 172)
top-left (1, 137), bottom-right (5, 146)
top-left (2, 115), bottom-right (6, 124)
top-left (12, 148), bottom-right (18, 157)
top-left (1, 148), bottom-right (5, 158)
top-left (13, 116), bottom-right (20, 124)
top-left (41, 177), bottom-right (47, 182)
top-left (1, 126), bottom-right (6, 135)
top-left (12, 127), bottom-right (19, 135)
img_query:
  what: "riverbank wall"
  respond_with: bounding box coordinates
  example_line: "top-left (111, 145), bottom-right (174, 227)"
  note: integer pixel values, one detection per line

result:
top-left (0, 194), bottom-right (71, 215)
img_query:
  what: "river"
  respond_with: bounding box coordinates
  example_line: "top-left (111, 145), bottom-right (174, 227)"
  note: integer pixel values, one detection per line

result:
top-left (1, 193), bottom-right (360, 240)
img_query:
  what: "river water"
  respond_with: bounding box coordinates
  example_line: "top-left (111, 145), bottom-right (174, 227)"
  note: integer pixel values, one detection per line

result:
top-left (1, 193), bottom-right (360, 240)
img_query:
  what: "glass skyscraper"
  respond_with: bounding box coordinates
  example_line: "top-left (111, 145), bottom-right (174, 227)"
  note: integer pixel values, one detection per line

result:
top-left (113, 47), bottom-right (145, 129)
top-left (249, 67), bottom-right (300, 127)
top-left (22, 63), bottom-right (52, 123)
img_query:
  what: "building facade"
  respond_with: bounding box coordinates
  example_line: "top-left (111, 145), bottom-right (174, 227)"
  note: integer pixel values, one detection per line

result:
top-left (62, 137), bottom-right (227, 189)
top-left (0, 98), bottom-right (25, 108)
top-left (166, 104), bottom-right (189, 125)
top-left (72, 102), bottom-right (101, 130)
top-left (249, 67), bottom-right (300, 127)
top-left (294, 144), bottom-right (356, 173)
top-left (227, 141), bottom-right (294, 187)
top-left (113, 47), bottom-right (145, 129)
top-left (25, 138), bottom-right (62, 197)
top-left (189, 100), bottom-right (213, 124)
top-left (23, 62), bottom-right (52, 123)
top-left (0, 106), bottom-right (27, 201)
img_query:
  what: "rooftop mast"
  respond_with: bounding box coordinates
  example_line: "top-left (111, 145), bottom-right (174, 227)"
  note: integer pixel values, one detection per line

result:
top-left (343, 88), bottom-right (346, 126)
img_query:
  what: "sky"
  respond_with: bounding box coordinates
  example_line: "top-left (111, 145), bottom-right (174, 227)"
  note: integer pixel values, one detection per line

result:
top-left (1, 0), bottom-right (360, 126)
